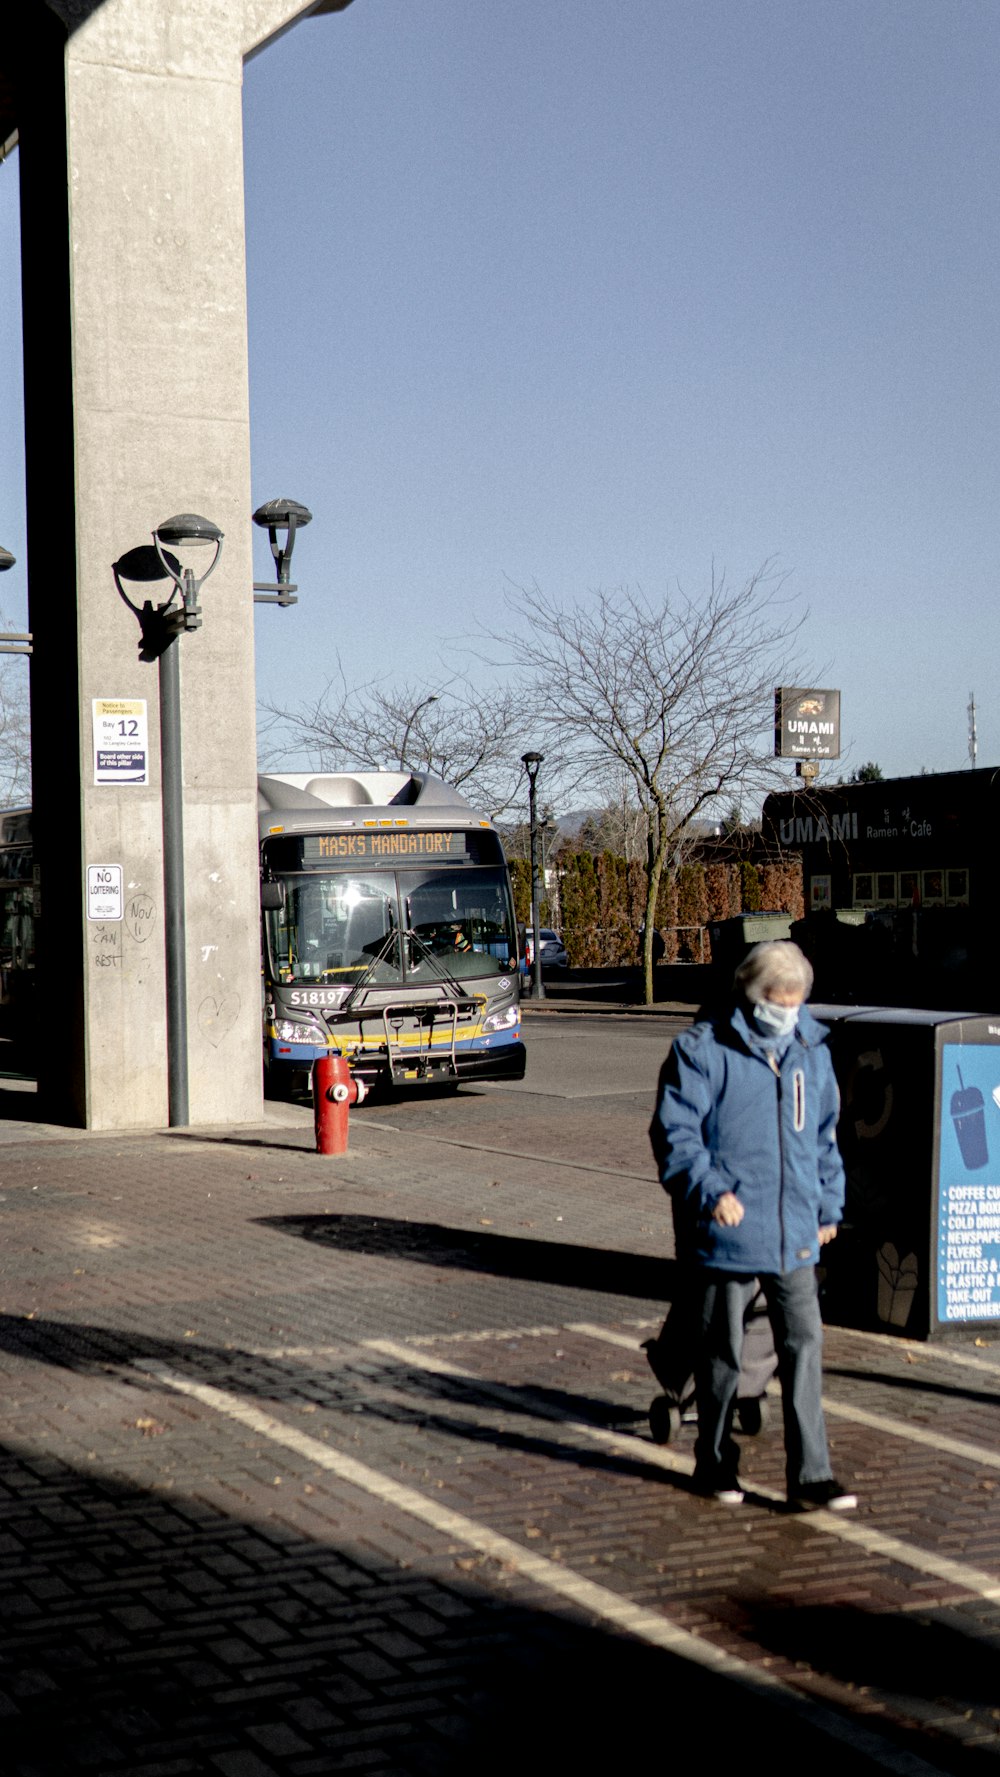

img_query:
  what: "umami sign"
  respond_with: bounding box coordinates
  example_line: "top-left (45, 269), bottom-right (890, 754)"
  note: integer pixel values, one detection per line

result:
top-left (774, 687), bottom-right (841, 761)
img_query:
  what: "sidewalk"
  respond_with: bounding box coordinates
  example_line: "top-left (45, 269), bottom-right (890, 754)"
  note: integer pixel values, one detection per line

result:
top-left (524, 994), bottom-right (700, 1016)
top-left (0, 1104), bottom-right (997, 1773)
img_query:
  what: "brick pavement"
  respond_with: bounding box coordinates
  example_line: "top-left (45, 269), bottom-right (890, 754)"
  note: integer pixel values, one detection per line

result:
top-left (0, 1098), bottom-right (996, 1772)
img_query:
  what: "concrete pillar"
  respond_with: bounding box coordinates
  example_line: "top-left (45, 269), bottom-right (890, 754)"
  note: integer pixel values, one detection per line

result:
top-left (12, 0), bottom-right (349, 1128)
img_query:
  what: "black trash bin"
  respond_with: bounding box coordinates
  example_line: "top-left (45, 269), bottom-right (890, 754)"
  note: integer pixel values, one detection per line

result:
top-left (708, 913), bottom-right (792, 980)
top-left (815, 1007), bottom-right (1000, 1340)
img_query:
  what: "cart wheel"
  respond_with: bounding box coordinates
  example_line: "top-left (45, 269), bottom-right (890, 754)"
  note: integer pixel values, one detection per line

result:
top-left (649, 1395), bottom-right (683, 1445)
top-left (735, 1395), bottom-right (769, 1437)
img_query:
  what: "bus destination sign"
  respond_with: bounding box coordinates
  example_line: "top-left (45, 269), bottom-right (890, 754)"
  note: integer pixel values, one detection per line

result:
top-left (302, 830), bottom-right (470, 864)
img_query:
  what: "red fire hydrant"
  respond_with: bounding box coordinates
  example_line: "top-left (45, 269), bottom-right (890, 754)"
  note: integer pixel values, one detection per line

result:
top-left (312, 1051), bottom-right (367, 1155)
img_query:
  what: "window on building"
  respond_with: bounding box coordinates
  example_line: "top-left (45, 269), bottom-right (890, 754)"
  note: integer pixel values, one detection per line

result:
top-left (946, 869), bottom-right (969, 904)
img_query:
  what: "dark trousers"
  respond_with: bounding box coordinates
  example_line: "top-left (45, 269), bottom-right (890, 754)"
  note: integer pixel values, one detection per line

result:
top-left (694, 1266), bottom-right (832, 1492)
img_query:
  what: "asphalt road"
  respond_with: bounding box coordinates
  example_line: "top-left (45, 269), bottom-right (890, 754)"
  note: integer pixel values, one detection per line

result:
top-left (362, 1008), bottom-right (692, 1186)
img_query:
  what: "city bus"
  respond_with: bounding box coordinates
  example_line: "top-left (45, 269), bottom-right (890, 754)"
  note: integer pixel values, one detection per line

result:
top-left (259, 770), bottom-right (525, 1094)
top-left (0, 775), bottom-right (524, 1092)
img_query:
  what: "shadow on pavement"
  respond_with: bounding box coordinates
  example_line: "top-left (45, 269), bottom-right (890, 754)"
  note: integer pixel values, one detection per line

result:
top-left (0, 1315), bottom-right (994, 1770)
top-left (255, 1211), bottom-right (675, 1301)
top-left (745, 1601), bottom-right (1000, 1712)
top-left (0, 1437), bottom-right (856, 1776)
top-left (0, 1312), bottom-right (657, 1485)
top-left (0, 1433), bottom-right (979, 1775)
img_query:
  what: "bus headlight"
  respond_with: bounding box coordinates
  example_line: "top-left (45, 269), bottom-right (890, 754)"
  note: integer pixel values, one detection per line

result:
top-left (481, 1005), bottom-right (519, 1033)
top-left (274, 1018), bottom-right (327, 1044)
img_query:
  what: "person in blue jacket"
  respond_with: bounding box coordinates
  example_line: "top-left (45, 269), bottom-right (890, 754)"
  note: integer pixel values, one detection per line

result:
top-left (651, 939), bottom-right (857, 1511)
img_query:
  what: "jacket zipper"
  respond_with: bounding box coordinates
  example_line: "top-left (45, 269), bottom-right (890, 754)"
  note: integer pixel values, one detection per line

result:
top-left (768, 1052), bottom-right (786, 1270)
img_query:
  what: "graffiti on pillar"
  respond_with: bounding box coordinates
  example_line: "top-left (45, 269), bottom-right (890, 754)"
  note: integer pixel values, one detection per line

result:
top-left (198, 995), bottom-right (241, 1048)
top-left (124, 892), bottom-right (156, 943)
top-left (91, 926), bottom-right (122, 969)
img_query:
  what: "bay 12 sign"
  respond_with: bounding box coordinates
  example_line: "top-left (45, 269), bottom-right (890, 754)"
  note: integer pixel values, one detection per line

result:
top-left (774, 687), bottom-right (841, 760)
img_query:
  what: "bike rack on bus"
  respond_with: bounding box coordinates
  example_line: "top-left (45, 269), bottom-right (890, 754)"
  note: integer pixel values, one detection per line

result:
top-left (380, 999), bottom-right (461, 1080)
top-left (331, 929), bottom-right (478, 1079)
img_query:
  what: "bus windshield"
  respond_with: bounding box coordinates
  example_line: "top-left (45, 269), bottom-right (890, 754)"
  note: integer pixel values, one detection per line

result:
top-left (264, 865), bottom-right (517, 987)
top-left (265, 873), bottom-right (401, 987)
top-left (401, 868), bottom-right (517, 979)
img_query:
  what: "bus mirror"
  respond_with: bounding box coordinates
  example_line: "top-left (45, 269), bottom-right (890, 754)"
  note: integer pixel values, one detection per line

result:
top-left (261, 881), bottom-right (285, 912)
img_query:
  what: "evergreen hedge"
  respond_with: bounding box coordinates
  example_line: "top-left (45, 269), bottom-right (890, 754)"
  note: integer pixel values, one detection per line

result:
top-left (537, 850), bottom-right (803, 966)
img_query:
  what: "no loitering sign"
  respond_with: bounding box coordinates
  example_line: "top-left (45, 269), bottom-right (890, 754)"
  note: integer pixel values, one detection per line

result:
top-left (87, 864), bottom-right (123, 921)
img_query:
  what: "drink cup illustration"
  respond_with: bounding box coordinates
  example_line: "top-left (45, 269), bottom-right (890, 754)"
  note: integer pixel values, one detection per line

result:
top-left (951, 1066), bottom-right (988, 1171)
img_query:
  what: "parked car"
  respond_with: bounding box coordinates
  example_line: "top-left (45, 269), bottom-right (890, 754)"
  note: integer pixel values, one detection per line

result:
top-left (522, 926), bottom-right (568, 972)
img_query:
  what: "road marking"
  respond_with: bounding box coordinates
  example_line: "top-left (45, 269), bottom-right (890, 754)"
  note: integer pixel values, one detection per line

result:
top-left (573, 1321), bottom-right (1000, 1471)
top-left (831, 1324), bottom-right (1000, 1383)
top-left (138, 1357), bottom-right (949, 1777)
top-left (248, 1316), bottom-right (1000, 1489)
top-left (820, 1397), bottom-right (1000, 1470)
top-left (368, 1338), bottom-right (1000, 1605)
top-left (473, 1086), bottom-right (655, 1100)
top-left (359, 1121), bottom-right (655, 1181)
top-left (247, 1325), bottom-right (574, 1359)
top-left (566, 1321), bottom-right (650, 1350)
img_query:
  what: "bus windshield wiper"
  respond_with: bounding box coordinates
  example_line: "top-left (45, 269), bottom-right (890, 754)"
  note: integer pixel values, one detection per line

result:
top-left (404, 930), bottom-right (465, 1000)
top-left (341, 930), bottom-right (401, 1014)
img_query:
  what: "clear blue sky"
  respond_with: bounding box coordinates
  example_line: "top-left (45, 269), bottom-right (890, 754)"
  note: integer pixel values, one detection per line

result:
top-left (2, 0), bottom-right (999, 781)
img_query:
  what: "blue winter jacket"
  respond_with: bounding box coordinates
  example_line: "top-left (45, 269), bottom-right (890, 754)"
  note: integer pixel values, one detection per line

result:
top-left (651, 1001), bottom-right (846, 1275)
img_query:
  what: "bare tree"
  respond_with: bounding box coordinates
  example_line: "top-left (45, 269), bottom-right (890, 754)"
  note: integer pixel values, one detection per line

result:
top-left (504, 567), bottom-right (804, 1002)
top-left (0, 649), bottom-right (31, 806)
top-left (259, 664), bottom-right (531, 817)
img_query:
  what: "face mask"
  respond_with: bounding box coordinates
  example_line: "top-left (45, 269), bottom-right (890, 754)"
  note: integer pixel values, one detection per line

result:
top-left (753, 1000), bottom-right (799, 1040)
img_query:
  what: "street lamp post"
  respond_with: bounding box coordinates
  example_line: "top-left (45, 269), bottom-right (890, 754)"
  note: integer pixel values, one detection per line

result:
top-left (521, 751), bottom-right (545, 1001)
top-left (252, 499), bottom-right (312, 606)
top-left (400, 695), bottom-right (439, 770)
top-left (151, 513), bottom-right (224, 1126)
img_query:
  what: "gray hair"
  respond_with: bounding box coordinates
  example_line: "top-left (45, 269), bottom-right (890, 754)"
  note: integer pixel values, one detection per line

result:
top-left (734, 940), bottom-right (813, 1004)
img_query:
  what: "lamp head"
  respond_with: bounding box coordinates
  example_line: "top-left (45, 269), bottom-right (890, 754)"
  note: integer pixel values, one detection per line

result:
top-left (252, 498), bottom-right (312, 533)
top-left (252, 498), bottom-right (312, 589)
top-left (154, 513), bottom-right (224, 551)
top-left (152, 512), bottom-right (223, 627)
top-left (0, 545), bottom-right (15, 573)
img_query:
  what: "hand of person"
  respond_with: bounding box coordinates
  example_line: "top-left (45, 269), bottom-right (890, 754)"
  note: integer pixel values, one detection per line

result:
top-left (818, 1224), bottom-right (838, 1246)
top-left (712, 1191), bottom-right (745, 1227)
